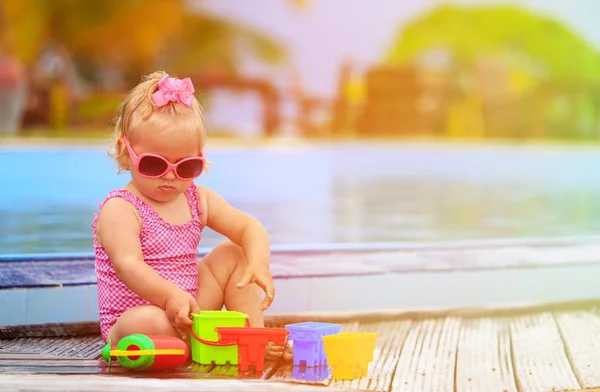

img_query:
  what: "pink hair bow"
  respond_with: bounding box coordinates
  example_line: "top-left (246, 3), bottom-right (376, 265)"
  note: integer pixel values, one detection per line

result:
top-left (151, 74), bottom-right (195, 108)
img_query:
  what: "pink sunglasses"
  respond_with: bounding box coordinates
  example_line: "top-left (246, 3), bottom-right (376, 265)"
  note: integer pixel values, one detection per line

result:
top-left (122, 136), bottom-right (205, 180)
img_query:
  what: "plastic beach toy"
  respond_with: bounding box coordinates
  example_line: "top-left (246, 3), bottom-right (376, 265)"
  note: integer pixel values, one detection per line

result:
top-left (322, 332), bottom-right (378, 380)
top-left (284, 322), bottom-right (341, 366)
top-left (215, 327), bottom-right (289, 372)
top-left (293, 365), bottom-right (330, 382)
top-left (101, 334), bottom-right (188, 371)
top-left (189, 310), bottom-right (249, 365)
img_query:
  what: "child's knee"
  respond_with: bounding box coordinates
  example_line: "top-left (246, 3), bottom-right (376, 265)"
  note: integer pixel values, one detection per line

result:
top-left (110, 305), bottom-right (176, 341)
top-left (219, 241), bottom-right (249, 273)
top-left (199, 240), bottom-right (247, 279)
top-left (138, 306), bottom-right (173, 332)
top-left (212, 241), bottom-right (245, 265)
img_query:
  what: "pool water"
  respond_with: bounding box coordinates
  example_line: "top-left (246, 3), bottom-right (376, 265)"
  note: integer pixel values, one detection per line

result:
top-left (3, 142), bottom-right (600, 254)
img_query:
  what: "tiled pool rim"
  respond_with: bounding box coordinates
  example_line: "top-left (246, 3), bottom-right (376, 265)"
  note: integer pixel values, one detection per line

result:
top-left (3, 236), bottom-right (600, 327)
top-left (3, 236), bottom-right (600, 290)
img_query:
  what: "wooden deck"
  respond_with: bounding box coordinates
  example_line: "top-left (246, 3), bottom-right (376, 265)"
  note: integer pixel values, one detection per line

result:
top-left (3, 302), bottom-right (600, 391)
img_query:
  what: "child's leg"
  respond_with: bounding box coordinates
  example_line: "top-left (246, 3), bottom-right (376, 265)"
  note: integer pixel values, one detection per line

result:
top-left (196, 240), bottom-right (264, 326)
top-left (196, 240), bottom-right (292, 361)
top-left (106, 304), bottom-right (178, 343)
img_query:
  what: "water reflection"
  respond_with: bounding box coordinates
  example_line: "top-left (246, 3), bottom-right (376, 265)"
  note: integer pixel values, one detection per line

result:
top-left (331, 177), bottom-right (600, 243)
top-left (3, 145), bottom-right (600, 254)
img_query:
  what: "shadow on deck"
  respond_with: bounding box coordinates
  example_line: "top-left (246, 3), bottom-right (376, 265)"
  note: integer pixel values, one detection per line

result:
top-left (3, 300), bottom-right (600, 391)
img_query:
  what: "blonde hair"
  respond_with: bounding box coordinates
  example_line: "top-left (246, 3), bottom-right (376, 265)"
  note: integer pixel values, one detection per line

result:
top-left (109, 71), bottom-right (207, 172)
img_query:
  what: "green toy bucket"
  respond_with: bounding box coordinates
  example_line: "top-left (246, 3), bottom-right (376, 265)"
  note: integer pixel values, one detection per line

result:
top-left (189, 311), bottom-right (249, 365)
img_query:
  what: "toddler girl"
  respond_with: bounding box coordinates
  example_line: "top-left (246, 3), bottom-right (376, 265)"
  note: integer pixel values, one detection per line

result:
top-left (92, 71), bottom-right (291, 361)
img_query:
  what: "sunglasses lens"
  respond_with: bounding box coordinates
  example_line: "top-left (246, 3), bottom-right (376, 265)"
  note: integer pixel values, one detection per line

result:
top-left (138, 156), bottom-right (168, 177)
top-left (177, 159), bottom-right (204, 179)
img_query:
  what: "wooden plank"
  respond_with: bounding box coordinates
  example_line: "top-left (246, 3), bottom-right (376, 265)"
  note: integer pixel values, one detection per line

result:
top-left (0, 359), bottom-right (107, 368)
top-left (0, 350), bottom-right (312, 383)
top-left (390, 317), bottom-right (461, 391)
top-left (260, 298), bottom-right (600, 327)
top-left (510, 312), bottom-right (580, 392)
top-left (0, 367), bottom-right (107, 375)
top-left (0, 353), bottom-right (66, 360)
top-left (327, 320), bottom-right (411, 391)
top-left (0, 357), bottom-right (112, 376)
top-left (455, 317), bottom-right (518, 392)
top-left (555, 311), bottom-right (600, 389)
top-left (182, 362), bottom-right (215, 374)
top-left (0, 373), bottom-right (352, 391)
top-left (45, 336), bottom-right (104, 359)
top-left (0, 336), bottom-right (104, 359)
top-left (362, 321), bottom-right (412, 391)
top-left (4, 297), bottom-right (600, 341)
top-left (180, 353), bottom-right (280, 380)
top-left (207, 360), bottom-right (283, 379)
top-left (0, 321), bottom-right (100, 339)
top-left (8, 309), bottom-right (600, 390)
top-left (209, 364), bottom-right (243, 377)
top-left (0, 338), bottom-right (60, 354)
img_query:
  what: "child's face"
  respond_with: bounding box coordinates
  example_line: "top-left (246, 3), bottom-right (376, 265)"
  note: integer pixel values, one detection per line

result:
top-left (127, 124), bottom-right (202, 203)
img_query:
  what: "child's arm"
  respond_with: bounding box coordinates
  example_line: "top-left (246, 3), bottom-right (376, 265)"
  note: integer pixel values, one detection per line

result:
top-left (96, 198), bottom-right (200, 335)
top-left (199, 186), bottom-right (274, 310)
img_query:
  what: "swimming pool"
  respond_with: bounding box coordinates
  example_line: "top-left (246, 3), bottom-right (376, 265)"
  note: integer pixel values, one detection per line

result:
top-left (3, 141), bottom-right (600, 254)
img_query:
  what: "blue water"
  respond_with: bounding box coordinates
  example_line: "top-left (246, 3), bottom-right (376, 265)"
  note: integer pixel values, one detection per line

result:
top-left (3, 142), bottom-right (600, 254)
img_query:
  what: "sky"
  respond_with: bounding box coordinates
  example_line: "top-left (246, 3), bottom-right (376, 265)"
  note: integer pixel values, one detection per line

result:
top-left (193, 0), bottom-right (600, 134)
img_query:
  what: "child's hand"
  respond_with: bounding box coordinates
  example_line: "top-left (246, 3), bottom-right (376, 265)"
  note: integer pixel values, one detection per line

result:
top-left (165, 290), bottom-right (201, 339)
top-left (236, 264), bottom-right (275, 311)
top-left (265, 342), bottom-right (293, 362)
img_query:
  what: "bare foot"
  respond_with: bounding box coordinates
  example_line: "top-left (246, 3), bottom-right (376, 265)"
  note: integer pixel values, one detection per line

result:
top-left (265, 341), bottom-right (293, 362)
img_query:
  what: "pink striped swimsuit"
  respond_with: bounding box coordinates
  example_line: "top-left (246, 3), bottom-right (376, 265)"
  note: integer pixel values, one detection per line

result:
top-left (92, 182), bottom-right (203, 341)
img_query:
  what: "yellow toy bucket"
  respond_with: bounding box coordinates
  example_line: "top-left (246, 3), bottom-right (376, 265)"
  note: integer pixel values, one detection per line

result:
top-left (322, 332), bottom-right (378, 380)
top-left (189, 311), bottom-right (249, 365)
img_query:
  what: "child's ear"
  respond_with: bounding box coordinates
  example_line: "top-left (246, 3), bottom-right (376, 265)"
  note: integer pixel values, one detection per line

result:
top-left (117, 140), bottom-right (131, 170)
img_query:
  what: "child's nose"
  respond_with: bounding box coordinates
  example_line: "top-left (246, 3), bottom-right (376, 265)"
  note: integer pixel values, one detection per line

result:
top-left (161, 168), bottom-right (177, 180)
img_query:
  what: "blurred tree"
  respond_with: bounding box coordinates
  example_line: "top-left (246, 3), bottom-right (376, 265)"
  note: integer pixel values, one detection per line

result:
top-left (1, 0), bottom-right (295, 83)
top-left (386, 4), bottom-right (600, 83)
